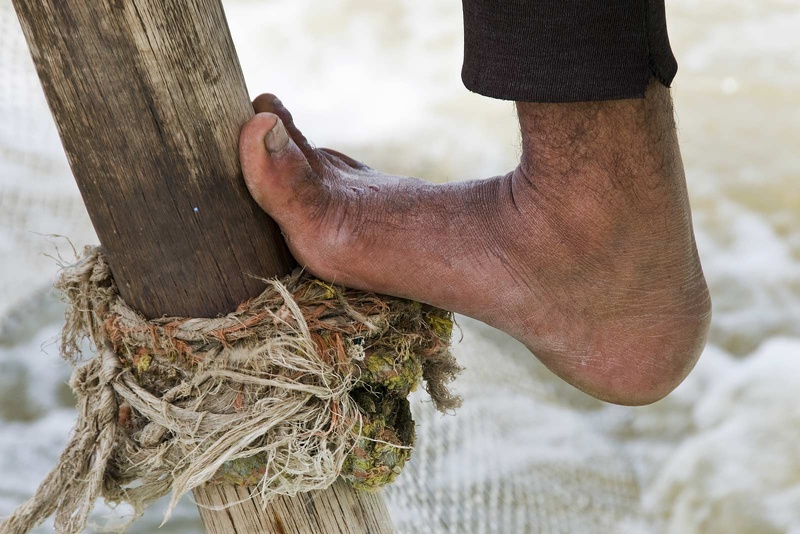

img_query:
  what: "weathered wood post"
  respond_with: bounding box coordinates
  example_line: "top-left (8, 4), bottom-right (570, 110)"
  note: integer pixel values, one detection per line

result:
top-left (12, 0), bottom-right (395, 532)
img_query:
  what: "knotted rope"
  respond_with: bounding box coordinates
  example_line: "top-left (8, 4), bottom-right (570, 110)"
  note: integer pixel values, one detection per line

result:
top-left (0, 246), bottom-right (460, 534)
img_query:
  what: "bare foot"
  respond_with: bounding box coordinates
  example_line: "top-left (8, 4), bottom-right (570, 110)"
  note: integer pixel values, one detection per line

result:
top-left (239, 82), bottom-right (711, 406)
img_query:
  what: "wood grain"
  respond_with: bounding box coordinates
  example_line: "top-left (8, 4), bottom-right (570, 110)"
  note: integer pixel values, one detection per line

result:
top-left (13, 0), bottom-right (397, 532)
top-left (13, 0), bottom-right (293, 318)
top-left (195, 481), bottom-right (395, 534)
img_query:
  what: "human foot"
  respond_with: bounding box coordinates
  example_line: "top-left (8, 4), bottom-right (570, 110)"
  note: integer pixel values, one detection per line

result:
top-left (239, 84), bottom-right (711, 406)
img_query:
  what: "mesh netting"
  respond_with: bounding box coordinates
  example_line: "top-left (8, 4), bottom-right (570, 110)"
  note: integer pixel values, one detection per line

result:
top-left (0, 0), bottom-right (642, 531)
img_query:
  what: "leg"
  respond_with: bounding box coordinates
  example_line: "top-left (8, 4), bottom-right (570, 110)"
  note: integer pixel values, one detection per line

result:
top-left (238, 80), bottom-right (711, 405)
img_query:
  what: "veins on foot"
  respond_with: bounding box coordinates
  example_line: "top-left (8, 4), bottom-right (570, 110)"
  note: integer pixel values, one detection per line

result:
top-left (238, 84), bottom-right (711, 406)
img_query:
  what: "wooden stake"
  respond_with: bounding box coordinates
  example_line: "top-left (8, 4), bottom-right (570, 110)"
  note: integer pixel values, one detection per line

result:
top-left (12, 0), bottom-right (395, 532)
top-left (195, 481), bottom-right (394, 533)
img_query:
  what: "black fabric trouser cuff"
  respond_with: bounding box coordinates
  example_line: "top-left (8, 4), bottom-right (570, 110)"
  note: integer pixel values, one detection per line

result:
top-left (461, 0), bottom-right (678, 103)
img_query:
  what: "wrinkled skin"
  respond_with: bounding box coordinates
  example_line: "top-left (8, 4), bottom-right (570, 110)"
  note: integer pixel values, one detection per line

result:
top-left (238, 81), bottom-right (711, 406)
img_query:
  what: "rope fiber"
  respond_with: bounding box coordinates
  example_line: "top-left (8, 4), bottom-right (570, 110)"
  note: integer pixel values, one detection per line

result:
top-left (0, 246), bottom-right (459, 534)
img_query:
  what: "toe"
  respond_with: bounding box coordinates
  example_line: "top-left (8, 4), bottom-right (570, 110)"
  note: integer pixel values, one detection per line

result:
top-left (252, 94), bottom-right (318, 164)
top-left (239, 112), bottom-right (326, 226)
top-left (319, 148), bottom-right (370, 171)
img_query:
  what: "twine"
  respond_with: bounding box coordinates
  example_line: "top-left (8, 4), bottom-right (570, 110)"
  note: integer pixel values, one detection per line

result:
top-left (0, 246), bottom-right (460, 534)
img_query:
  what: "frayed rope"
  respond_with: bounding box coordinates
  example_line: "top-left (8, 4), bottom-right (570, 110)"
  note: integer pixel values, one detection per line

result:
top-left (0, 246), bottom-right (460, 534)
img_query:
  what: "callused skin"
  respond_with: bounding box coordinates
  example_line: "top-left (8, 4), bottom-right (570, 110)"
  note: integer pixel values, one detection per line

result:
top-left (238, 80), bottom-right (712, 406)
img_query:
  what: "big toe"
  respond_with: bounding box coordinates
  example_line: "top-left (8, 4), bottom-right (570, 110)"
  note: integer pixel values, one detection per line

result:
top-left (239, 112), bottom-right (323, 226)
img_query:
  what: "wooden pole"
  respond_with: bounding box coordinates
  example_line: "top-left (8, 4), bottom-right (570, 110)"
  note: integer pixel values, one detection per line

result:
top-left (12, 1), bottom-right (395, 532)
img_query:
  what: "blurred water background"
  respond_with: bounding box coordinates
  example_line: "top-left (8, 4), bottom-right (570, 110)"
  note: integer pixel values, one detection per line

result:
top-left (1, 0), bottom-right (798, 532)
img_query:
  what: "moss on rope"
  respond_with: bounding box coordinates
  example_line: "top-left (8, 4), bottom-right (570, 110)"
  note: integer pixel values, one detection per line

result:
top-left (0, 246), bottom-right (461, 534)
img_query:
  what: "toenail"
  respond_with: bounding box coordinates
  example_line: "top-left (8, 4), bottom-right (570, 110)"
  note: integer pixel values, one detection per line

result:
top-left (264, 119), bottom-right (290, 153)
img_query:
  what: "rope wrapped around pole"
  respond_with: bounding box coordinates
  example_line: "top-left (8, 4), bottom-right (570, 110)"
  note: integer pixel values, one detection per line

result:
top-left (0, 247), bottom-right (460, 534)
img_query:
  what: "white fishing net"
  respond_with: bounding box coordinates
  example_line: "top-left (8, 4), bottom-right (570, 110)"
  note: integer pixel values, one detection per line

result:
top-left (0, 2), bottom-right (641, 531)
top-left (2, 0), bottom-right (800, 533)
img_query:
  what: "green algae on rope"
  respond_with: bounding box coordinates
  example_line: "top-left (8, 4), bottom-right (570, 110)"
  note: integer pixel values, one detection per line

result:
top-left (0, 246), bottom-right (460, 534)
